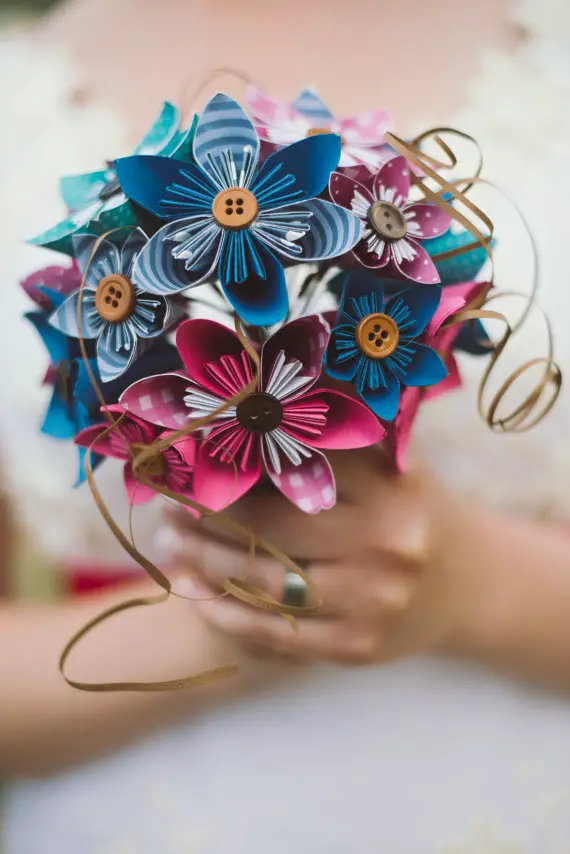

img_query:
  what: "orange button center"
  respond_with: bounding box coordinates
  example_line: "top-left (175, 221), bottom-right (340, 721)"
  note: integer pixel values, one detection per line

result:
top-left (129, 443), bottom-right (165, 479)
top-left (212, 187), bottom-right (258, 230)
top-left (95, 274), bottom-right (136, 323)
top-left (356, 313), bottom-right (400, 359)
top-left (306, 127), bottom-right (344, 146)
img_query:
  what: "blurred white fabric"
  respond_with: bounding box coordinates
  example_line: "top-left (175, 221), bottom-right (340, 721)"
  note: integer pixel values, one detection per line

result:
top-left (3, 1), bottom-right (570, 851)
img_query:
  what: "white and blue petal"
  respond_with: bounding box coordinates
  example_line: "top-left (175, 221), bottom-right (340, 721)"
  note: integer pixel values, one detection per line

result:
top-left (48, 289), bottom-right (104, 340)
top-left (398, 343), bottom-right (448, 388)
top-left (292, 87), bottom-right (334, 122)
top-left (120, 227), bottom-right (148, 277)
top-left (129, 292), bottom-right (171, 340)
top-left (96, 332), bottom-right (139, 383)
top-left (134, 101), bottom-right (181, 155)
top-left (257, 198), bottom-right (361, 263)
top-left (193, 93), bottom-right (259, 189)
top-left (72, 234), bottom-right (121, 286)
top-left (115, 156), bottom-right (217, 219)
top-left (251, 136), bottom-right (341, 209)
top-left (386, 285), bottom-right (442, 340)
top-left (131, 218), bottom-right (222, 295)
top-left (219, 237), bottom-right (288, 327)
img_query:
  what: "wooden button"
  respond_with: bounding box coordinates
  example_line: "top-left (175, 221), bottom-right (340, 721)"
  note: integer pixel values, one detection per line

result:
top-left (94, 274), bottom-right (137, 323)
top-left (306, 127), bottom-right (344, 145)
top-left (129, 443), bottom-right (165, 479)
top-left (237, 392), bottom-right (283, 433)
top-left (368, 201), bottom-right (407, 241)
top-left (212, 187), bottom-right (258, 230)
top-left (356, 313), bottom-right (400, 359)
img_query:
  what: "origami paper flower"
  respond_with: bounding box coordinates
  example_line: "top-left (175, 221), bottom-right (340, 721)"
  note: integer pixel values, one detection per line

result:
top-left (30, 102), bottom-right (196, 255)
top-left (48, 229), bottom-right (177, 383)
top-left (75, 405), bottom-right (196, 507)
top-left (247, 85), bottom-right (392, 170)
top-left (324, 271), bottom-right (448, 422)
top-left (114, 93), bottom-right (362, 327)
top-left (120, 315), bottom-right (385, 513)
top-left (329, 155), bottom-right (451, 284)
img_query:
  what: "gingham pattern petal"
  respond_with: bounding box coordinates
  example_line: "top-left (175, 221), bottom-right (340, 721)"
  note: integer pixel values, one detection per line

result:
top-left (120, 373), bottom-right (190, 428)
top-left (262, 444), bottom-right (336, 514)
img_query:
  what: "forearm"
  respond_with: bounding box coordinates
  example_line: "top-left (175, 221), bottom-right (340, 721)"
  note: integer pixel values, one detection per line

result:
top-left (0, 581), bottom-right (279, 777)
top-left (440, 496), bottom-right (570, 687)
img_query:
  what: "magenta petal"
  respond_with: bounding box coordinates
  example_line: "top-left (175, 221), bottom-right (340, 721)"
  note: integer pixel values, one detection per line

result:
top-left (373, 155), bottom-right (411, 205)
top-left (338, 109), bottom-right (392, 145)
top-left (75, 423), bottom-right (129, 461)
top-left (405, 202), bottom-right (451, 240)
top-left (176, 319), bottom-right (247, 395)
top-left (75, 407), bottom-right (158, 459)
top-left (120, 373), bottom-right (190, 429)
top-left (426, 293), bottom-right (466, 340)
top-left (329, 170), bottom-right (373, 210)
top-left (194, 441), bottom-right (261, 512)
top-left (263, 448), bottom-right (336, 514)
top-left (261, 314), bottom-right (330, 389)
top-left (123, 462), bottom-right (158, 506)
top-left (394, 240), bottom-right (441, 284)
top-left (297, 389), bottom-right (386, 449)
top-left (20, 263), bottom-right (80, 309)
top-left (247, 85), bottom-right (298, 125)
top-left (391, 387), bottom-right (423, 474)
top-left (353, 235), bottom-right (391, 270)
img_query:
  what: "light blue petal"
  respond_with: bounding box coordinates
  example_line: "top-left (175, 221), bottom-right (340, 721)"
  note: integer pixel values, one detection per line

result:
top-left (220, 238), bottom-right (288, 327)
top-left (96, 334), bottom-right (136, 383)
top-left (164, 114), bottom-right (198, 160)
top-left (28, 216), bottom-right (83, 255)
top-left (292, 87), bottom-right (334, 122)
top-left (193, 93), bottom-right (259, 188)
top-left (134, 101), bottom-right (180, 155)
top-left (49, 290), bottom-right (102, 340)
top-left (386, 286), bottom-right (442, 339)
top-left (25, 309), bottom-right (70, 365)
top-left (359, 369), bottom-right (401, 422)
top-left (264, 198), bottom-right (361, 262)
top-left (60, 170), bottom-right (109, 210)
top-left (40, 388), bottom-right (77, 441)
top-left (72, 234), bottom-right (121, 285)
top-left (401, 343), bottom-right (448, 387)
top-left (252, 136), bottom-right (341, 209)
top-left (115, 155), bottom-right (216, 219)
top-left (131, 218), bottom-right (221, 295)
top-left (120, 228), bottom-right (147, 276)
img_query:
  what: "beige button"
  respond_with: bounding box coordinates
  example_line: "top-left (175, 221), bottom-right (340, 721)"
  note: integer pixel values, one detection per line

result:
top-left (356, 313), bottom-right (400, 359)
top-left (95, 274), bottom-right (136, 323)
top-left (368, 201), bottom-right (407, 241)
top-left (212, 187), bottom-right (258, 230)
top-left (129, 443), bottom-right (165, 479)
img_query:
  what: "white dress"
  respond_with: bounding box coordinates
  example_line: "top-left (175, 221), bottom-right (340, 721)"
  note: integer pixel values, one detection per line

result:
top-left (3, 2), bottom-right (570, 851)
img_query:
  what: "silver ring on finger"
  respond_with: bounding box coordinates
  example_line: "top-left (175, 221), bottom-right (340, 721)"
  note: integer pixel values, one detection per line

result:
top-left (282, 561), bottom-right (310, 608)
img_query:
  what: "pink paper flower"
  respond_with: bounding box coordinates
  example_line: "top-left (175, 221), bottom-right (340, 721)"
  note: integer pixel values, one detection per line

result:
top-left (389, 281), bottom-right (488, 470)
top-left (20, 261), bottom-right (81, 310)
top-left (329, 155), bottom-right (451, 284)
top-left (247, 85), bottom-right (392, 170)
top-left (120, 315), bottom-right (386, 513)
top-left (75, 404), bottom-right (196, 508)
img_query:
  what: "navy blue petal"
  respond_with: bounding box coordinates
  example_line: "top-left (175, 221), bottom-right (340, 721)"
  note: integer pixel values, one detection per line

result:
top-left (251, 135), bottom-right (341, 209)
top-left (453, 318), bottom-right (494, 356)
top-left (220, 237), bottom-right (288, 327)
top-left (323, 325), bottom-right (361, 382)
top-left (338, 270), bottom-right (385, 325)
top-left (386, 285), bottom-right (441, 340)
top-left (401, 343), bottom-right (448, 387)
top-left (115, 156), bottom-right (216, 220)
top-left (359, 369), bottom-right (401, 422)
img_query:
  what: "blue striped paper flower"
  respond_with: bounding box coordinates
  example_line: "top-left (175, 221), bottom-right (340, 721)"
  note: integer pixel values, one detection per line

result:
top-left (48, 229), bottom-right (176, 383)
top-left (29, 102), bottom-right (197, 255)
top-left (114, 93), bottom-right (362, 327)
top-left (324, 271), bottom-right (448, 421)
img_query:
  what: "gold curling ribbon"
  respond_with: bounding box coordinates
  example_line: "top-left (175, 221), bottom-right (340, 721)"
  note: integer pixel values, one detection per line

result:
top-left (60, 230), bottom-right (319, 693)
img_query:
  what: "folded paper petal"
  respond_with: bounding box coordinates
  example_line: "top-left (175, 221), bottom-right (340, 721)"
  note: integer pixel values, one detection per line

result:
top-left (96, 334), bottom-right (138, 383)
top-left (427, 229), bottom-right (491, 285)
top-left (338, 109), bottom-right (392, 146)
top-left (49, 290), bottom-right (102, 340)
top-left (120, 228), bottom-right (147, 277)
top-left (115, 156), bottom-right (217, 219)
top-left (261, 314), bottom-right (330, 389)
top-left (124, 463), bottom-right (159, 506)
top-left (393, 240), bottom-right (441, 285)
top-left (359, 369), bottom-right (401, 422)
top-left (323, 326), bottom-right (361, 382)
top-left (41, 389), bottom-right (78, 441)
top-left (134, 101), bottom-right (180, 155)
top-left (340, 269), bottom-right (385, 318)
top-left (120, 373), bottom-right (190, 429)
top-left (72, 234), bottom-right (121, 285)
top-left (252, 136), bottom-right (342, 209)
top-left (264, 446), bottom-right (336, 514)
top-left (193, 93), bottom-right (259, 187)
top-left (388, 285), bottom-right (442, 338)
top-left (373, 155), bottom-right (411, 205)
top-left (60, 170), bottom-right (109, 211)
top-left (176, 319), bottom-right (246, 395)
top-left (247, 85), bottom-right (297, 125)
top-left (329, 170), bottom-right (374, 210)
top-left (75, 422), bottom-right (130, 461)
top-left (300, 389), bottom-right (386, 449)
top-left (194, 441), bottom-right (261, 512)
top-left (401, 342), bottom-right (448, 387)
top-left (270, 198), bottom-right (361, 263)
top-left (405, 202), bottom-right (451, 241)
top-left (220, 240), bottom-right (289, 327)
top-left (20, 264), bottom-right (81, 310)
top-left (291, 88), bottom-right (334, 122)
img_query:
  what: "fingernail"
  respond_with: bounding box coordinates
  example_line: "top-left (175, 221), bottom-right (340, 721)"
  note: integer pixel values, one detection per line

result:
top-left (153, 525), bottom-right (184, 560)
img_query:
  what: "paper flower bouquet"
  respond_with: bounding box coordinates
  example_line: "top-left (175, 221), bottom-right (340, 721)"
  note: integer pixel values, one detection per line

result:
top-left (24, 87), bottom-right (510, 524)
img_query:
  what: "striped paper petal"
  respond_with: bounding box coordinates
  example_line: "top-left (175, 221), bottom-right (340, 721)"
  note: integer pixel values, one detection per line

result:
top-left (193, 93), bottom-right (259, 189)
top-left (72, 234), bottom-right (121, 285)
top-left (132, 219), bottom-right (222, 295)
top-left (96, 333), bottom-right (139, 383)
top-left (291, 88), bottom-right (334, 123)
top-left (120, 228), bottom-right (147, 277)
top-left (49, 289), bottom-right (102, 340)
top-left (268, 198), bottom-right (362, 262)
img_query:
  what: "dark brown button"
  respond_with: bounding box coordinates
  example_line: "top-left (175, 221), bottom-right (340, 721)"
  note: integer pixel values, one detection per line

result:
top-left (356, 313), bottom-right (400, 359)
top-left (94, 274), bottom-right (137, 323)
top-left (129, 443), bottom-right (165, 479)
top-left (212, 187), bottom-right (258, 230)
top-left (368, 201), bottom-right (407, 241)
top-left (237, 392), bottom-right (283, 434)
